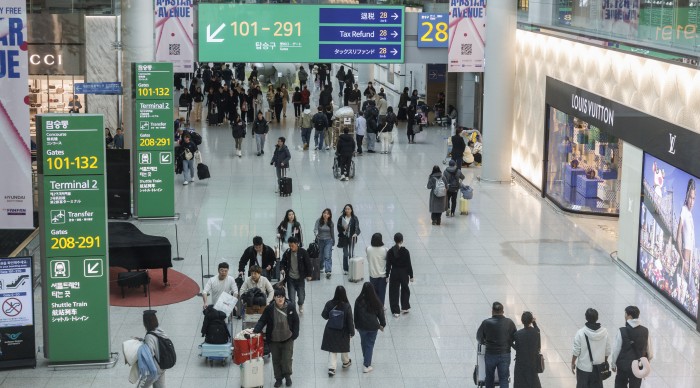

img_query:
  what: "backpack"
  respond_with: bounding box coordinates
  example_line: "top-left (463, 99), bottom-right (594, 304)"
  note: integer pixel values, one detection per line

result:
top-left (147, 332), bottom-right (177, 369)
top-left (188, 131), bottom-right (202, 145)
top-left (446, 171), bottom-right (460, 192)
top-left (433, 177), bottom-right (446, 197)
top-left (241, 287), bottom-right (267, 307)
top-left (327, 305), bottom-right (345, 330)
top-left (313, 113), bottom-right (326, 131)
top-left (204, 319), bottom-right (230, 344)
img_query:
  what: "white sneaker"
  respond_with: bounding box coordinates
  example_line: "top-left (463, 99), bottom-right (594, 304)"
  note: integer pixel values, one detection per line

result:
top-left (326, 146), bottom-right (330, 150)
top-left (343, 271), bottom-right (348, 275)
top-left (340, 175), bottom-right (346, 180)
top-left (393, 313), bottom-right (400, 318)
top-left (363, 366), bottom-right (373, 373)
top-left (183, 181), bottom-right (188, 185)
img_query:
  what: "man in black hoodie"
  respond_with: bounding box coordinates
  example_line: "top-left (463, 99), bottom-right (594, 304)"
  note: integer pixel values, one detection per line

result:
top-left (451, 126), bottom-right (467, 169)
top-left (270, 137), bottom-right (291, 193)
top-left (336, 128), bottom-right (356, 181)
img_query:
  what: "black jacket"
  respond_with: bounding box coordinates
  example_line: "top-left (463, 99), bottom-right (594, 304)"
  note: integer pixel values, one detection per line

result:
top-left (336, 134), bottom-right (355, 157)
top-left (231, 122), bottom-right (246, 139)
top-left (321, 300), bottom-right (355, 353)
top-left (252, 118), bottom-right (269, 135)
top-left (451, 134), bottom-right (466, 157)
top-left (476, 315), bottom-right (517, 355)
top-left (253, 299), bottom-right (300, 343)
top-left (312, 112), bottom-right (328, 129)
top-left (353, 298), bottom-right (386, 331)
top-left (512, 324), bottom-right (542, 388)
top-left (238, 245), bottom-right (277, 273)
top-left (319, 89), bottom-right (333, 108)
top-left (386, 245), bottom-right (413, 279)
top-left (336, 215), bottom-right (361, 240)
top-left (280, 248), bottom-right (312, 279)
top-left (277, 220), bottom-right (303, 246)
top-left (271, 145), bottom-right (291, 168)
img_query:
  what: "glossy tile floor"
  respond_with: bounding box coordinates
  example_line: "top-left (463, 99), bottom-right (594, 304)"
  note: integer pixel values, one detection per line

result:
top-left (6, 92), bottom-right (700, 388)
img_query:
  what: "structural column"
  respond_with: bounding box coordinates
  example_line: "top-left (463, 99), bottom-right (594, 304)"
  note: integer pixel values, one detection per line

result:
top-left (121, 0), bottom-right (155, 149)
top-left (481, 0), bottom-right (516, 182)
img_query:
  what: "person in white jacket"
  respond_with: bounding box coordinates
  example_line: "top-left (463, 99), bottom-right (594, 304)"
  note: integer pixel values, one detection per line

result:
top-left (366, 233), bottom-right (388, 306)
top-left (571, 308), bottom-right (611, 388)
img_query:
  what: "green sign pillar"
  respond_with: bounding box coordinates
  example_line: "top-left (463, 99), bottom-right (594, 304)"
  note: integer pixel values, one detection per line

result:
top-left (132, 62), bottom-right (175, 218)
top-left (37, 114), bottom-right (110, 363)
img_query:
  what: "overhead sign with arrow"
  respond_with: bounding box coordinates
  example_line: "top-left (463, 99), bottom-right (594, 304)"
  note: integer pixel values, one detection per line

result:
top-left (198, 4), bottom-right (404, 63)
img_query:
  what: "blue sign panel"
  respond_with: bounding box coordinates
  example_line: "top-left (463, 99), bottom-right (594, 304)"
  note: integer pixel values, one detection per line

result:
top-left (74, 82), bottom-right (123, 95)
top-left (319, 26), bottom-right (402, 43)
top-left (427, 64), bottom-right (447, 82)
top-left (418, 13), bottom-right (449, 48)
top-left (319, 44), bottom-right (401, 60)
top-left (319, 8), bottom-right (402, 24)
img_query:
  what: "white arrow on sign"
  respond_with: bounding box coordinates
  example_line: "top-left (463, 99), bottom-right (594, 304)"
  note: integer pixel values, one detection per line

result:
top-left (392, 13), bottom-right (399, 20)
top-left (391, 31), bottom-right (398, 38)
top-left (207, 23), bottom-right (226, 43)
top-left (391, 48), bottom-right (398, 56)
top-left (87, 262), bottom-right (100, 274)
top-left (430, 71), bottom-right (437, 79)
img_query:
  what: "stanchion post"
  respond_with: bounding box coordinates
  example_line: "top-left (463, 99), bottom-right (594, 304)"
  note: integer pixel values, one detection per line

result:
top-left (197, 254), bottom-right (206, 296)
top-left (173, 224), bottom-right (184, 261)
top-left (144, 270), bottom-right (157, 314)
top-left (203, 239), bottom-right (213, 278)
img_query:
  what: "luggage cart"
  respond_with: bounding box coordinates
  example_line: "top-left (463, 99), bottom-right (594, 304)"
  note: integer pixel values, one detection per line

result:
top-left (331, 107), bottom-right (356, 149)
top-left (199, 313), bottom-right (234, 367)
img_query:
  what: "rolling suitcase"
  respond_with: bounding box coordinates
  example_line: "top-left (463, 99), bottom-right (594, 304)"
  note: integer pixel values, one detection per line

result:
top-left (197, 163), bottom-right (211, 180)
top-left (348, 238), bottom-right (364, 283)
top-left (279, 168), bottom-right (292, 196)
top-left (199, 342), bottom-right (232, 367)
top-left (459, 197), bottom-right (470, 215)
top-left (311, 256), bottom-right (321, 280)
top-left (473, 343), bottom-right (501, 387)
top-left (240, 357), bottom-right (264, 388)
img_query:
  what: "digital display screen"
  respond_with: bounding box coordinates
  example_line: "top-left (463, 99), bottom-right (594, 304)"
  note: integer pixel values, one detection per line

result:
top-left (638, 153), bottom-right (699, 320)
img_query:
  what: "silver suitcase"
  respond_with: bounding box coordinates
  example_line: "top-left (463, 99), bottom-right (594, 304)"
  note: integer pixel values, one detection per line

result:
top-left (348, 256), bottom-right (364, 282)
top-left (240, 357), bottom-right (264, 388)
top-left (473, 343), bottom-right (502, 386)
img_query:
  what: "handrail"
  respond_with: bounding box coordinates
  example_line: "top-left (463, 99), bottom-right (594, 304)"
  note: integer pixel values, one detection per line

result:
top-left (8, 228), bottom-right (39, 258)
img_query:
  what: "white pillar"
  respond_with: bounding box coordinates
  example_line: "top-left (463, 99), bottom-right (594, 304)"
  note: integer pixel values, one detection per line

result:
top-left (481, 0), bottom-right (516, 182)
top-left (121, 0), bottom-right (155, 149)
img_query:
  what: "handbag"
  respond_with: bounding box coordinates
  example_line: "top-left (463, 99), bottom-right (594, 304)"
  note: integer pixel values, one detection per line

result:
top-left (184, 149), bottom-right (193, 160)
top-left (536, 353), bottom-right (545, 373)
top-left (194, 150), bottom-right (203, 164)
top-left (585, 334), bottom-right (612, 382)
top-left (307, 239), bottom-right (320, 259)
top-left (213, 292), bottom-right (237, 316)
top-left (327, 304), bottom-right (345, 330)
top-left (337, 234), bottom-right (348, 248)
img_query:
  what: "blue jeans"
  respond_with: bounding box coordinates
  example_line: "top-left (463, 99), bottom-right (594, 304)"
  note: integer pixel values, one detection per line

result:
top-left (301, 128), bottom-right (312, 146)
top-left (182, 159), bottom-right (194, 182)
top-left (484, 353), bottom-right (511, 388)
top-left (286, 276), bottom-right (305, 307)
top-left (357, 329), bottom-right (378, 367)
top-left (342, 245), bottom-right (351, 272)
top-left (255, 133), bottom-right (266, 153)
top-left (367, 132), bottom-right (376, 150)
top-left (369, 277), bottom-right (387, 306)
top-left (318, 238), bottom-right (333, 273)
top-left (314, 129), bottom-right (324, 148)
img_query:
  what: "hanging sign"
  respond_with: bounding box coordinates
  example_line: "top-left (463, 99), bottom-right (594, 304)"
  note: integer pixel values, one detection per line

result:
top-left (448, 0), bottom-right (486, 72)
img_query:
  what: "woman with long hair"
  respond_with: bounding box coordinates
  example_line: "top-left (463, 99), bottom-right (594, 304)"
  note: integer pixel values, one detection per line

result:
top-left (427, 165), bottom-right (448, 225)
top-left (314, 208), bottom-right (335, 279)
top-left (321, 286), bottom-right (355, 377)
top-left (337, 204), bottom-right (361, 275)
top-left (277, 209), bottom-right (303, 252)
top-left (513, 311), bottom-right (542, 388)
top-left (354, 282), bottom-right (386, 373)
top-left (675, 178), bottom-right (696, 304)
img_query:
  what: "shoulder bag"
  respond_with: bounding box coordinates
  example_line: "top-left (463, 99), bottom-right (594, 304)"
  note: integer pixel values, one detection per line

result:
top-left (536, 353), bottom-right (545, 373)
top-left (184, 148), bottom-right (193, 161)
top-left (584, 334), bottom-right (612, 383)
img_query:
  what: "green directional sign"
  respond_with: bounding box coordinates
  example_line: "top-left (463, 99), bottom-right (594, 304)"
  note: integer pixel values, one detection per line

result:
top-left (132, 62), bottom-right (175, 218)
top-left (198, 4), bottom-right (405, 63)
top-left (36, 114), bottom-right (110, 363)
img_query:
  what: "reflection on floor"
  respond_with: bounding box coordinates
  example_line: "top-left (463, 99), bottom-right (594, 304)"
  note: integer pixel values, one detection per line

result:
top-left (15, 100), bottom-right (700, 388)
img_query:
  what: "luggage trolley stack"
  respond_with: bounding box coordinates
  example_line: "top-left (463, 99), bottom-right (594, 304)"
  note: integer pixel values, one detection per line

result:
top-left (331, 106), bottom-right (356, 149)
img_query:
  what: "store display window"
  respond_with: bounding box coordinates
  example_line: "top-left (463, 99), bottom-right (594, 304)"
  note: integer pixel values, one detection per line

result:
top-left (638, 153), bottom-right (699, 321)
top-left (545, 106), bottom-right (622, 215)
top-left (29, 75), bottom-right (85, 138)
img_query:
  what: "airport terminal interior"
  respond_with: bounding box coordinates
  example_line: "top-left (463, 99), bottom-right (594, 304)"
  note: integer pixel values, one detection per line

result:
top-left (5, 1), bottom-right (700, 387)
top-left (4, 78), bottom-right (700, 387)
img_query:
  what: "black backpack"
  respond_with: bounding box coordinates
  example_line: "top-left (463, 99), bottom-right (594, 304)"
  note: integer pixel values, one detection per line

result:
top-left (205, 319), bottom-right (230, 344)
top-left (241, 287), bottom-right (267, 307)
top-left (189, 131), bottom-right (202, 145)
top-left (147, 332), bottom-right (177, 369)
top-left (313, 114), bottom-right (326, 131)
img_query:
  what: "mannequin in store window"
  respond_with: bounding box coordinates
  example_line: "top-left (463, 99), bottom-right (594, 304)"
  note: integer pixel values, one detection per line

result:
top-left (69, 95), bottom-right (82, 113)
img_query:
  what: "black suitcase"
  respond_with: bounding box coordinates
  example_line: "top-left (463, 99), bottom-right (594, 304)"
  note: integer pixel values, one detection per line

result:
top-left (311, 256), bottom-right (321, 281)
top-left (278, 169), bottom-right (292, 196)
top-left (197, 163), bottom-right (211, 179)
